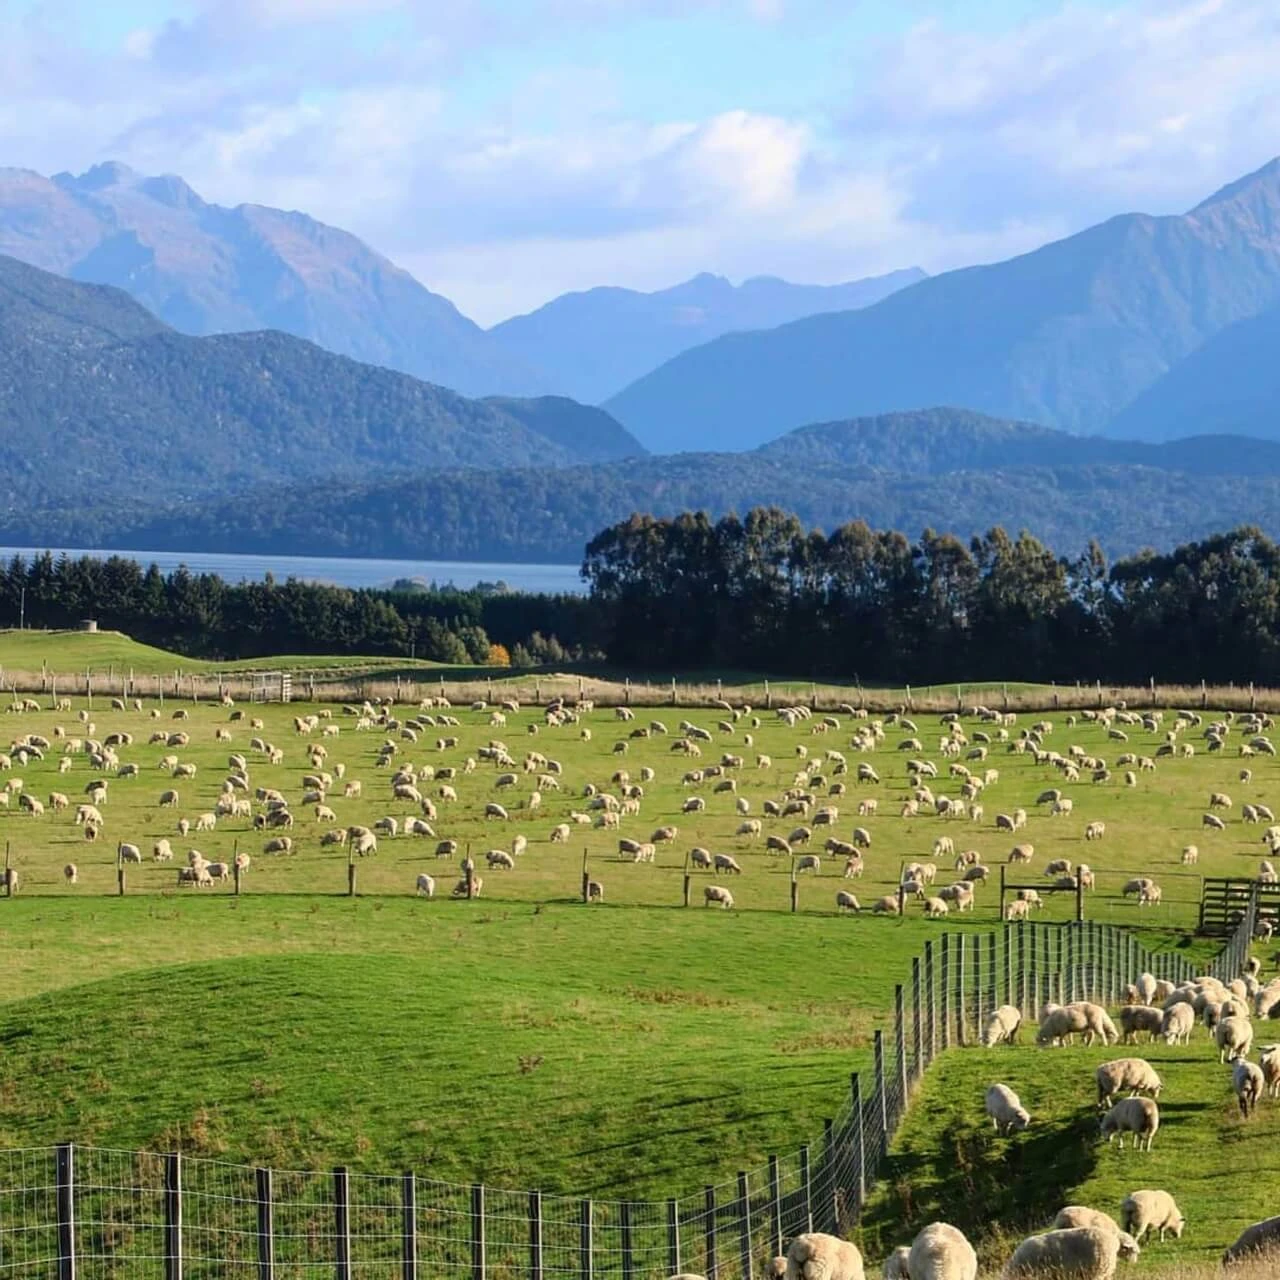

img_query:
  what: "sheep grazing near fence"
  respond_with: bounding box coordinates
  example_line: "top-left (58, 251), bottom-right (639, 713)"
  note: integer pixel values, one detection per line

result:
top-left (906, 1222), bottom-right (977, 1280)
top-left (784, 1232), bottom-right (864, 1280)
top-left (1099, 1097), bottom-right (1159, 1151)
top-left (1120, 1190), bottom-right (1184, 1244)
top-left (984, 1083), bottom-right (1030, 1135)
top-left (1002, 1226), bottom-right (1139, 1279)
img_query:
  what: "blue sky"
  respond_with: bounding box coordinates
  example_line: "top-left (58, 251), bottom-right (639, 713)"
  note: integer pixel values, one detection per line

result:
top-left (2, 0), bottom-right (1278, 321)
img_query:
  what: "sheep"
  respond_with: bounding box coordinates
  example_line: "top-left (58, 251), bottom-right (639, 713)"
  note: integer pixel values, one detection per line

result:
top-left (835, 891), bottom-right (860, 913)
top-left (1181, 845), bottom-right (1199, 865)
top-left (152, 839), bottom-right (174, 862)
top-left (924, 897), bottom-right (949, 919)
top-left (982, 1005), bottom-right (1022, 1047)
top-left (159, 789), bottom-right (180, 808)
top-left (784, 1232), bottom-right (864, 1280)
top-left (871, 895), bottom-right (900, 915)
top-left (713, 853), bottom-right (743, 875)
top-left (906, 1222), bottom-right (977, 1280)
top-left (1053, 1207), bottom-right (1122, 1238)
top-left (1159, 1003), bottom-right (1195, 1045)
top-left (1223, 1215), bottom-right (1280, 1265)
top-left (1099, 1097), bottom-right (1159, 1150)
top-left (1084, 821), bottom-right (1105, 842)
top-left (1008, 843), bottom-right (1034, 864)
top-left (1002, 1226), bottom-right (1139, 1279)
top-left (1210, 790), bottom-right (1233, 809)
top-left (1259, 1044), bottom-right (1280, 1097)
top-left (1217, 1014), bottom-right (1254, 1063)
top-left (1119, 1190), bottom-right (1185, 1244)
top-left (1095, 1058), bottom-right (1162, 1108)
top-left (880, 1246), bottom-right (910, 1279)
top-left (1117, 1006), bottom-right (1163, 1043)
top-left (486, 850), bottom-right (515, 870)
top-left (1235, 1058), bottom-right (1266, 1117)
top-left (450, 874), bottom-right (484, 899)
top-left (704, 885), bottom-right (734, 909)
top-left (117, 843), bottom-right (143, 865)
top-left (985, 1083), bottom-right (1030, 1134)
top-left (1203, 812), bottom-right (1226, 831)
top-left (484, 802), bottom-right (509, 821)
top-left (1038, 1004), bottom-right (1089, 1047)
top-left (63, 863), bottom-right (77, 885)
top-left (584, 879), bottom-right (605, 902)
top-left (550, 824), bottom-right (571, 844)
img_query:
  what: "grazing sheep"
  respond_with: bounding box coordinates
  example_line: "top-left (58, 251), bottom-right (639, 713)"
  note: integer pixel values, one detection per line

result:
top-left (585, 879), bottom-right (605, 902)
top-left (1217, 1014), bottom-right (1254, 1063)
top-left (550, 824), bottom-right (571, 844)
top-left (159, 789), bottom-right (179, 808)
top-left (486, 850), bottom-right (515, 870)
top-left (1085, 821), bottom-right (1105, 842)
top-left (982, 1006), bottom-right (1023, 1047)
top-left (1002, 1226), bottom-right (1139, 1279)
top-left (704, 884), bottom-right (734, 909)
top-left (152, 839), bottom-right (174, 862)
top-left (63, 863), bottom-right (77, 885)
top-left (1160, 1002), bottom-right (1195, 1045)
top-left (880, 1246), bottom-right (910, 1279)
top-left (1235, 1059), bottom-right (1266, 1117)
top-left (713, 853), bottom-right (743, 875)
top-left (1095, 1058), bottom-right (1162, 1108)
top-left (1100, 1097), bottom-right (1159, 1151)
top-left (906, 1222), bottom-right (977, 1280)
top-left (795, 854), bottom-right (821, 874)
top-left (1119, 1191), bottom-right (1184, 1244)
top-left (784, 1232), bottom-right (864, 1280)
top-left (1259, 1044), bottom-right (1280, 1097)
top-left (985, 1083), bottom-right (1030, 1134)
top-left (835, 891), bottom-right (860, 913)
top-left (1223, 1215), bottom-right (1280, 1265)
top-left (924, 897), bottom-right (949, 919)
top-left (1181, 845), bottom-right (1199, 865)
top-left (1038, 1004), bottom-right (1089, 1047)
top-left (1117, 1006), bottom-right (1163, 1043)
top-left (1053, 1207), bottom-right (1122, 1238)
top-left (117, 843), bottom-right (143, 865)
top-left (1202, 813), bottom-right (1226, 831)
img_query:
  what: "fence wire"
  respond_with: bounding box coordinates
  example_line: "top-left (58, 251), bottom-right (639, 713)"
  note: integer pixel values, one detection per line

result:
top-left (0, 909), bottom-right (1255, 1278)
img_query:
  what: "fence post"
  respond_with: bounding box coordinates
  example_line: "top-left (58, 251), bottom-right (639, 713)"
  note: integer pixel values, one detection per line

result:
top-left (940, 935), bottom-right (951, 1050)
top-left (911, 959), bottom-right (923, 1081)
top-left (986, 932), bottom-right (997, 1018)
top-left (164, 1151), bottom-right (182, 1280)
top-left (798, 1145), bottom-right (813, 1233)
top-left (1003, 924), bottom-right (1013, 1010)
top-left (667, 1198), bottom-right (681, 1277)
top-left (851, 1073), bottom-right (866, 1211)
top-left (894, 984), bottom-right (908, 1110)
top-left (873, 1031), bottom-right (888, 1161)
top-left (822, 1119), bottom-right (836, 1231)
top-left (956, 933), bottom-right (966, 1046)
top-left (471, 1184), bottom-right (486, 1280)
top-left (579, 1200), bottom-right (593, 1280)
top-left (530, 1191), bottom-right (544, 1280)
top-left (257, 1167), bottom-right (274, 1280)
top-left (704, 1186), bottom-right (718, 1280)
top-left (737, 1172), bottom-right (753, 1280)
top-left (925, 940), bottom-right (937, 1064)
top-left (621, 1202), bottom-right (634, 1280)
top-left (335, 1167), bottom-right (352, 1280)
top-left (56, 1142), bottom-right (75, 1280)
top-left (402, 1173), bottom-right (417, 1280)
top-left (767, 1157), bottom-right (782, 1258)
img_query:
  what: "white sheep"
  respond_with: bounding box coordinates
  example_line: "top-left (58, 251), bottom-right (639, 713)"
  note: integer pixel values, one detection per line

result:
top-left (835, 891), bottom-right (860, 913)
top-left (982, 1006), bottom-right (1022, 1048)
top-left (985, 1083), bottom-right (1030, 1135)
top-left (1094, 1058), bottom-right (1162, 1108)
top-left (1223, 1215), bottom-right (1280, 1265)
top-left (1159, 1003), bottom-right (1195, 1045)
top-left (1002, 1226), bottom-right (1139, 1279)
top-left (704, 884), bottom-right (734, 909)
top-left (795, 854), bottom-right (821, 874)
top-left (784, 1232), bottom-right (864, 1280)
top-left (415, 873), bottom-right (436, 898)
top-left (1052, 1207), bottom-right (1122, 1238)
top-left (713, 853), bottom-right (743, 875)
top-left (117, 843), bottom-right (142, 865)
top-left (1099, 1097), bottom-right (1159, 1151)
top-left (1217, 1014), bottom-right (1254, 1063)
top-left (906, 1222), bottom-right (977, 1280)
top-left (1120, 1190), bottom-right (1184, 1243)
top-left (880, 1246), bottom-right (910, 1279)
top-left (1234, 1059), bottom-right (1265, 1117)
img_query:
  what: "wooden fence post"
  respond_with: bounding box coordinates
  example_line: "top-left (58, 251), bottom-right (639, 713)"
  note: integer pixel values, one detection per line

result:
top-left (530, 1191), bottom-right (544, 1280)
top-left (851, 1073), bottom-right (866, 1212)
top-left (471, 1184), bottom-right (486, 1280)
top-left (579, 1199), bottom-right (593, 1280)
top-left (737, 1172), bottom-right (752, 1280)
top-left (56, 1142), bottom-right (75, 1280)
top-left (704, 1185), bottom-right (718, 1279)
top-left (667, 1198), bottom-right (681, 1277)
top-left (257, 1167), bottom-right (274, 1280)
top-left (581, 849), bottom-right (590, 904)
top-left (767, 1157), bottom-right (782, 1258)
top-left (790, 862), bottom-right (799, 913)
top-left (873, 1032), bottom-right (888, 1161)
top-left (402, 1173), bottom-right (417, 1280)
top-left (335, 1167), bottom-right (352, 1280)
top-left (798, 1146), bottom-right (812, 1233)
top-left (164, 1151), bottom-right (182, 1280)
top-left (621, 1201), bottom-right (635, 1280)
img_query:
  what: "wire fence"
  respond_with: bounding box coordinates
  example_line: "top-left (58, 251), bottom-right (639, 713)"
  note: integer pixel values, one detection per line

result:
top-left (0, 905), bottom-right (1257, 1278)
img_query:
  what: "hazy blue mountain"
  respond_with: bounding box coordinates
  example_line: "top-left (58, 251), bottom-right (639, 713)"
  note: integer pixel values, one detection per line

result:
top-left (1103, 302), bottom-right (1280, 442)
top-left (0, 253), bottom-right (641, 508)
top-left (759, 407), bottom-right (1280, 474)
top-left (605, 158), bottom-right (1280, 453)
top-left (0, 162), bottom-right (545, 398)
top-left (489, 267), bottom-right (925, 403)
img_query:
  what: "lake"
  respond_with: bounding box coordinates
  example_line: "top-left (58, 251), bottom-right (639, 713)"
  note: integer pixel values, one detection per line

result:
top-left (0, 547), bottom-right (585, 595)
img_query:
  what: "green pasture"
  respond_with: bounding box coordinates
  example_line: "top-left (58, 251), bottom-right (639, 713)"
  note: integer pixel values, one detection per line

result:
top-left (0, 665), bottom-right (1270, 1201)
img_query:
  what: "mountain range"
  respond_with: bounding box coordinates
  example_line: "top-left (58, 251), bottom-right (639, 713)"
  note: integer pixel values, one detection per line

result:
top-left (0, 252), bottom-right (642, 506)
top-left (489, 268), bottom-right (926, 403)
top-left (605, 158), bottom-right (1280, 451)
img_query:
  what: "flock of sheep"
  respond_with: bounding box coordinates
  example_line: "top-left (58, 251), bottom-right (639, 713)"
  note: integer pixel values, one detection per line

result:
top-left (3, 689), bottom-right (1280, 927)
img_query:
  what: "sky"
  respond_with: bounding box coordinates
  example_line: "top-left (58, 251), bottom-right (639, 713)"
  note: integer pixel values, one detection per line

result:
top-left (2, 0), bottom-right (1279, 323)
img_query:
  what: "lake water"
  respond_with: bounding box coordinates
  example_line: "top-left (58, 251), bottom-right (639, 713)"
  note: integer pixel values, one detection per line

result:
top-left (0, 547), bottom-right (585, 595)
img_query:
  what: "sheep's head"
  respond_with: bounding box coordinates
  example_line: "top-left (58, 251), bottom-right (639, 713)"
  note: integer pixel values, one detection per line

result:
top-left (1011, 1108), bottom-right (1030, 1132)
top-left (1170, 1215), bottom-right (1186, 1239)
top-left (1116, 1232), bottom-right (1141, 1262)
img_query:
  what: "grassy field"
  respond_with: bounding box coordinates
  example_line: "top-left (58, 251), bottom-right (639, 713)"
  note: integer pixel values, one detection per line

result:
top-left (859, 1031), bottom-right (1280, 1271)
top-left (0, 668), bottom-right (1271, 1207)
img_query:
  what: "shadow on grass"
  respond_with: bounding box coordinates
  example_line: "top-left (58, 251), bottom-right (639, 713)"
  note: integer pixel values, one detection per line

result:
top-left (860, 1110), bottom-right (1098, 1262)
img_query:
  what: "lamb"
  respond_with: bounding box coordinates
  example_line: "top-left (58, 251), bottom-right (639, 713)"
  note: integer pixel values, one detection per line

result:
top-left (704, 884), bottom-right (734, 909)
top-left (1099, 1097), bottom-right (1159, 1150)
top-left (1234, 1058), bottom-right (1265, 1117)
top-left (1217, 1014), bottom-right (1254, 1063)
top-left (1095, 1058), bottom-right (1162, 1108)
top-left (784, 1232), bottom-right (864, 1280)
top-left (985, 1083), bottom-right (1030, 1135)
top-left (1223, 1216), bottom-right (1280, 1265)
top-left (1002, 1226), bottom-right (1139, 1279)
top-left (1120, 1190), bottom-right (1184, 1244)
top-left (906, 1222), bottom-right (977, 1280)
top-left (982, 1005), bottom-right (1022, 1047)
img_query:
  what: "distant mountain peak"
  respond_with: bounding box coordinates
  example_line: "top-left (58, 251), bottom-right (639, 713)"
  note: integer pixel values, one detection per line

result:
top-left (1189, 155), bottom-right (1280, 213)
top-left (63, 161), bottom-right (139, 191)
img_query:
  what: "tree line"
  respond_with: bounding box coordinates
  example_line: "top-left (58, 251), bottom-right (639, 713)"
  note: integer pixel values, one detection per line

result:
top-left (581, 511), bottom-right (1280, 685)
top-left (6, 514), bottom-right (1280, 685)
